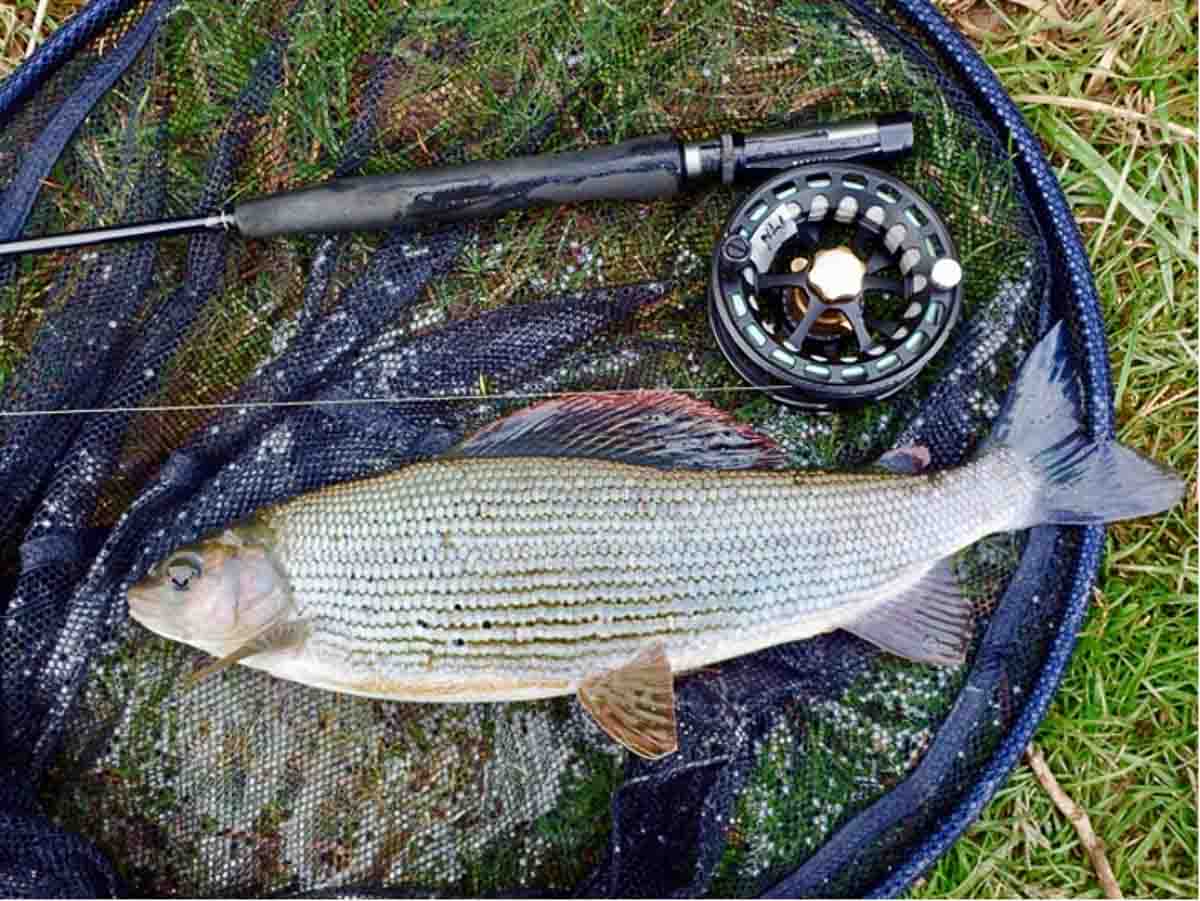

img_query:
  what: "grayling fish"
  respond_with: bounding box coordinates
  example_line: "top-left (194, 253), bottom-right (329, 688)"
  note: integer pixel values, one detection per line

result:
top-left (127, 323), bottom-right (1183, 758)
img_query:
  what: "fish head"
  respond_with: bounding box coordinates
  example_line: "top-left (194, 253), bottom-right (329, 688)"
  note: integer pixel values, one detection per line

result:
top-left (127, 531), bottom-right (289, 645)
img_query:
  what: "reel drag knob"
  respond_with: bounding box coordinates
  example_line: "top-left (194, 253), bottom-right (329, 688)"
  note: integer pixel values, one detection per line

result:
top-left (807, 246), bottom-right (867, 303)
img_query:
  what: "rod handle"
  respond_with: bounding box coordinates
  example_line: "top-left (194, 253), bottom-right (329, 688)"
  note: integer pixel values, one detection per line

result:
top-left (233, 135), bottom-right (685, 239)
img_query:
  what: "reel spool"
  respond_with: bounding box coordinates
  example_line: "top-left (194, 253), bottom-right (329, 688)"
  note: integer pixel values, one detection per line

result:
top-left (708, 162), bottom-right (962, 409)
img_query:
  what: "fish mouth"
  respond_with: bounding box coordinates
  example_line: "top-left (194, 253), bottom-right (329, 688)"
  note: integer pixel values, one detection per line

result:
top-left (125, 587), bottom-right (184, 642)
top-left (125, 585), bottom-right (158, 620)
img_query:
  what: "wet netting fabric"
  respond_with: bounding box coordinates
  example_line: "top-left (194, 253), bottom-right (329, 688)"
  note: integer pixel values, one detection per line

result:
top-left (0, 0), bottom-right (1112, 896)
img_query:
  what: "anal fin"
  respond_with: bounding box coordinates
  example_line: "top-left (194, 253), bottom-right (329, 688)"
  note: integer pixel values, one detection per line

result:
top-left (187, 619), bottom-right (312, 687)
top-left (844, 556), bottom-right (973, 666)
top-left (578, 642), bottom-right (678, 759)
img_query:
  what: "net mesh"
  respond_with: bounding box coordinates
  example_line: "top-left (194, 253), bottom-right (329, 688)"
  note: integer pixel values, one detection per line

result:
top-left (0, 0), bottom-right (1087, 896)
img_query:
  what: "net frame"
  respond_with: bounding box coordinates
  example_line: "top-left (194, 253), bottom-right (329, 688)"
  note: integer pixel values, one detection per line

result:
top-left (0, 0), bottom-right (1112, 896)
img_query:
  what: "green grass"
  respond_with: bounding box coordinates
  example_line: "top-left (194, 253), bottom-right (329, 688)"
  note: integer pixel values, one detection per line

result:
top-left (4, 0), bottom-right (1196, 897)
top-left (910, 2), bottom-right (1198, 897)
top-left (0, 1), bottom-right (86, 80)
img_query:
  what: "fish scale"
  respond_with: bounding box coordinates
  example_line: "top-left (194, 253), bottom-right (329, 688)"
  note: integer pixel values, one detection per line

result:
top-left (259, 452), bottom-right (1027, 688)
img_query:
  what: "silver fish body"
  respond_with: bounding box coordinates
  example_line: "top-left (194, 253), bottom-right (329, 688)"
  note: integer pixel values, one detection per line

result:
top-left (193, 450), bottom-right (1032, 699)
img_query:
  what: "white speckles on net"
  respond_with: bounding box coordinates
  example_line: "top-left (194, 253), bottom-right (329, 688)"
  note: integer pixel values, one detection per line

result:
top-left (529, 241), bottom-right (606, 294)
top-left (758, 410), bottom-right (837, 468)
top-left (672, 247), bottom-right (704, 278)
top-left (158, 668), bottom-right (591, 890)
top-left (551, 47), bottom-right (586, 69)
top-left (255, 424), bottom-right (294, 461)
top-left (410, 303), bottom-right (447, 331)
top-left (967, 388), bottom-right (1001, 420)
top-left (515, 345), bottom-right (648, 399)
top-left (847, 23), bottom-right (889, 66)
top-left (725, 661), bottom-right (963, 882)
top-left (399, 242), bottom-right (432, 260)
top-left (269, 321), bottom-right (296, 357)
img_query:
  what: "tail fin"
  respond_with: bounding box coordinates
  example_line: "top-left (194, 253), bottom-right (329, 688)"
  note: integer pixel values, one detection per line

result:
top-left (982, 322), bottom-right (1184, 526)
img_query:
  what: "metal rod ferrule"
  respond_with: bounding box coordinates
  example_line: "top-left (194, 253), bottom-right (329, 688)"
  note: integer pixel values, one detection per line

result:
top-left (680, 113), bottom-right (914, 185)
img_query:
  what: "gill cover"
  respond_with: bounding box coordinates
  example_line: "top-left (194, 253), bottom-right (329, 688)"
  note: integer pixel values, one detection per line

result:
top-left (127, 531), bottom-right (291, 648)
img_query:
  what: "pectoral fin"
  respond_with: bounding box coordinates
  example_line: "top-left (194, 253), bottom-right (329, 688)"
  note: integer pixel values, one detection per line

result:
top-left (844, 555), bottom-right (973, 666)
top-left (578, 642), bottom-right (678, 759)
top-left (187, 619), bottom-right (312, 687)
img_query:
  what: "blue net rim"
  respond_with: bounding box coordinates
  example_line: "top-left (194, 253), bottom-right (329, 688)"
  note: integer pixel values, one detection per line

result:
top-left (0, 1), bottom-right (1112, 896)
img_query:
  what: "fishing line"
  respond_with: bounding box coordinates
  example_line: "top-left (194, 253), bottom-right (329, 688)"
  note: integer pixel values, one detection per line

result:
top-left (0, 382), bottom-right (807, 418)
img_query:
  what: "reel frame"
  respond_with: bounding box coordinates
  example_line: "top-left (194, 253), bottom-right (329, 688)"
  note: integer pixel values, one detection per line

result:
top-left (708, 162), bottom-right (962, 409)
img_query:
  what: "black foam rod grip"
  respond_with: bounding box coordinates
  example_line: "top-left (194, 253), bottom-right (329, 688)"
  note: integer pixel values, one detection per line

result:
top-left (233, 135), bottom-right (685, 238)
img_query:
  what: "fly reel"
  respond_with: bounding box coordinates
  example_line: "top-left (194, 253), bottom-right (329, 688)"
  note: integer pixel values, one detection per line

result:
top-left (709, 162), bottom-right (962, 409)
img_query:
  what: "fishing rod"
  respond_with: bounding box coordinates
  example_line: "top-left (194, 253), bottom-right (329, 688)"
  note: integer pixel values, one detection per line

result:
top-left (2, 109), bottom-right (963, 413)
top-left (0, 114), bottom-right (914, 257)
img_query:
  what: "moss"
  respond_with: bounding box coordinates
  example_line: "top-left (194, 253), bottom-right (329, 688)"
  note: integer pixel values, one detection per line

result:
top-left (709, 656), bottom-right (966, 895)
top-left (460, 740), bottom-right (622, 894)
top-left (40, 631), bottom-right (201, 894)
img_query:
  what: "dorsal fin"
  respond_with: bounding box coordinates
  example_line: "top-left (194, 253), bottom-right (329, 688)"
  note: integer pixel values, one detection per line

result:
top-left (449, 391), bottom-right (786, 470)
top-left (578, 642), bottom-right (678, 759)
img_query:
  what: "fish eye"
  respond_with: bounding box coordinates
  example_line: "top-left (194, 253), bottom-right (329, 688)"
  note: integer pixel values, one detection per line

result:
top-left (166, 553), bottom-right (203, 592)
